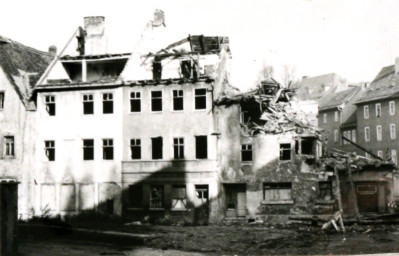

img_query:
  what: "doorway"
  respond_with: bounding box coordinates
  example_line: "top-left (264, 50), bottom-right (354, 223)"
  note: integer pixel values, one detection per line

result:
top-left (224, 184), bottom-right (246, 217)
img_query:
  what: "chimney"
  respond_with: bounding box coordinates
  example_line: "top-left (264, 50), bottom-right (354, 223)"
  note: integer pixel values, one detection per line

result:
top-left (83, 16), bottom-right (107, 55)
top-left (48, 45), bottom-right (57, 56)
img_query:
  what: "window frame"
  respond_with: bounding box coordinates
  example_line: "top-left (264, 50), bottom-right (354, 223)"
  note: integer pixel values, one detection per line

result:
top-left (171, 185), bottom-right (187, 210)
top-left (334, 130), bottom-right (338, 143)
top-left (130, 91), bottom-right (141, 113)
top-left (376, 103), bottom-right (382, 118)
top-left (150, 185), bottom-right (164, 209)
top-left (102, 93), bottom-right (114, 114)
top-left (0, 91), bottom-right (4, 110)
top-left (172, 89), bottom-right (184, 112)
top-left (352, 129), bottom-right (356, 143)
top-left (130, 139), bottom-right (141, 160)
top-left (391, 124), bottom-right (396, 140)
top-left (83, 139), bottom-right (94, 160)
top-left (318, 181), bottom-right (333, 201)
top-left (102, 138), bottom-right (114, 160)
top-left (194, 88), bottom-right (207, 111)
top-left (392, 149), bottom-right (397, 165)
top-left (323, 113), bottom-right (327, 124)
top-left (44, 140), bottom-right (55, 161)
top-left (364, 127), bottom-right (370, 142)
top-left (263, 182), bottom-right (293, 204)
top-left (4, 136), bottom-right (15, 158)
top-left (150, 90), bottom-right (163, 112)
top-left (364, 105), bottom-right (369, 119)
top-left (389, 101), bottom-right (395, 116)
top-left (376, 125), bottom-right (382, 141)
top-left (377, 150), bottom-right (383, 159)
top-left (241, 144), bottom-right (253, 162)
top-left (82, 93), bottom-right (94, 115)
top-left (279, 143), bottom-right (292, 161)
top-left (173, 137), bottom-right (184, 159)
top-left (44, 95), bottom-right (56, 116)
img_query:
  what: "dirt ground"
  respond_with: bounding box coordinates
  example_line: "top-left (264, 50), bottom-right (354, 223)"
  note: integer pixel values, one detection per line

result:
top-left (18, 223), bottom-right (399, 255)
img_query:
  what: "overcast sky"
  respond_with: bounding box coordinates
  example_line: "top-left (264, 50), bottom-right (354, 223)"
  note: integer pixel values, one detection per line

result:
top-left (2, 0), bottom-right (399, 90)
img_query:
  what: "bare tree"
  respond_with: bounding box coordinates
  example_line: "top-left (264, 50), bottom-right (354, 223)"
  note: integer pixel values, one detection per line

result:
top-left (281, 64), bottom-right (297, 88)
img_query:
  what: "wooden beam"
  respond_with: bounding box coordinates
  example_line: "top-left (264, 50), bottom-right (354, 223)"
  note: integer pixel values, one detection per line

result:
top-left (341, 136), bottom-right (382, 160)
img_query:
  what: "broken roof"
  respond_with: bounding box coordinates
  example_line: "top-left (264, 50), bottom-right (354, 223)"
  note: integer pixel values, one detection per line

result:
top-left (319, 86), bottom-right (362, 111)
top-left (0, 35), bottom-right (53, 108)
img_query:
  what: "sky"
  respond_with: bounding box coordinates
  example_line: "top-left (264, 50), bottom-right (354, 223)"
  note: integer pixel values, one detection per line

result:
top-left (2, 0), bottom-right (399, 90)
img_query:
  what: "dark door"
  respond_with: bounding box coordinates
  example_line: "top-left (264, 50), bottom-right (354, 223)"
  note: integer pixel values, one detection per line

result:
top-left (356, 183), bottom-right (379, 213)
top-left (224, 184), bottom-right (246, 217)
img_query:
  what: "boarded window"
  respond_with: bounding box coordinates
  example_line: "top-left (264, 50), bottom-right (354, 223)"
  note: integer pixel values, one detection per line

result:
top-left (0, 92), bottom-right (4, 110)
top-left (4, 136), bottom-right (14, 157)
top-left (263, 183), bottom-right (292, 202)
top-left (172, 185), bottom-right (187, 209)
top-left (152, 61), bottom-right (162, 80)
top-left (83, 139), bottom-right (94, 160)
top-left (173, 90), bottom-right (184, 111)
top-left (241, 144), bottom-right (252, 162)
top-left (102, 139), bottom-right (113, 160)
top-left (102, 93), bottom-right (113, 114)
top-left (44, 140), bottom-right (55, 161)
top-left (130, 139), bottom-right (141, 160)
top-left (173, 137), bottom-right (184, 159)
top-left (318, 181), bottom-right (333, 200)
top-left (128, 184), bottom-right (143, 208)
top-left (195, 88), bottom-right (207, 110)
top-left (279, 143), bottom-right (291, 160)
top-left (150, 185), bottom-right (164, 208)
top-left (45, 95), bottom-right (56, 116)
top-left (151, 137), bottom-right (163, 159)
top-left (130, 92), bottom-right (141, 112)
top-left (151, 91), bottom-right (162, 112)
top-left (195, 136), bottom-right (207, 159)
top-left (83, 94), bottom-right (94, 114)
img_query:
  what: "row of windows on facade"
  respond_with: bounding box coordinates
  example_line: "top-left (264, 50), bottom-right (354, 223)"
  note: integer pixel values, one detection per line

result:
top-left (128, 181), bottom-right (333, 209)
top-left (322, 111), bottom-right (340, 124)
top-left (43, 89), bottom-right (208, 116)
top-left (42, 136), bottom-right (209, 161)
top-left (363, 101), bottom-right (396, 119)
top-left (332, 124), bottom-right (398, 144)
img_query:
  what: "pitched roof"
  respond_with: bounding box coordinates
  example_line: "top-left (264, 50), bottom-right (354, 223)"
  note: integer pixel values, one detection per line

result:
top-left (355, 65), bottom-right (399, 104)
top-left (0, 36), bottom-right (53, 108)
top-left (318, 86), bottom-right (362, 110)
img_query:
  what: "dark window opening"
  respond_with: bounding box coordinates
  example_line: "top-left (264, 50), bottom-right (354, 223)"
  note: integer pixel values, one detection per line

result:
top-left (280, 143), bottom-right (291, 160)
top-left (0, 92), bottom-right (4, 110)
top-left (240, 103), bottom-right (261, 124)
top-left (172, 185), bottom-right (187, 209)
top-left (83, 139), bottom-right (94, 160)
top-left (181, 60), bottom-right (192, 79)
top-left (130, 92), bottom-right (141, 112)
top-left (195, 88), bottom-right (207, 110)
top-left (151, 91), bottom-right (162, 112)
top-left (173, 90), bottom-right (184, 111)
top-left (152, 137), bottom-right (163, 159)
top-left (44, 140), bottom-right (55, 161)
top-left (102, 93), bottom-right (113, 114)
top-left (241, 144), bottom-right (253, 162)
top-left (128, 184), bottom-right (143, 208)
top-left (103, 139), bottom-right (114, 160)
top-left (318, 181), bottom-right (333, 201)
top-left (196, 136), bottom-right (207, 159)
top-left (83, 94), bottom-right (94, 115)
top-left (130, 139), bottom-right (141, 160)
top-left (4, 136), bottom-right (15, 157)
top-left (263, 183), bottom-right (292, 202)
top-left (150, 185), bottom-right (164, 208)
top-left (45, 95), bottom-right (56, 116)
top-left (295, 137), bottom-right (316, 156)
top-left (152, 61), bottom-right (162, 80)
top-left (173, 137), bottom-right (184, 159)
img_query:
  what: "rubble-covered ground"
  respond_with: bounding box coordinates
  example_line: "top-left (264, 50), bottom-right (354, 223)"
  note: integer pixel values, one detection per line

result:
top-left (18, 221), bottom-right (399, 255)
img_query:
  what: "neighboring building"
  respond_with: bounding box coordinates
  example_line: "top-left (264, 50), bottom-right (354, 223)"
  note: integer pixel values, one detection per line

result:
top-left (0, 36), bottom-right (53, 218)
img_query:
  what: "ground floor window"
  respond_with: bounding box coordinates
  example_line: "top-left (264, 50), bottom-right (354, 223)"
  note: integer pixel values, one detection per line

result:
top-left (318, 181), bottom-right (333, 200)
top-left (172, 185), bottom-right (187, 210)
top-left (128, 184), bottom-right (143, 208)
top-left (150, 185), bottom-right (164, 208)
top-left (263, 183), bottom-right (292, 202)
top-left (195, 185), bottom-right (209, 204)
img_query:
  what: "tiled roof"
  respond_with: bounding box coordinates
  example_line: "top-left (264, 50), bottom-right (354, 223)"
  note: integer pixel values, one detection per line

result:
top-left (0, 36), bottom-right (53, 108)
top-left (318, 86), bottom-right (362, 110)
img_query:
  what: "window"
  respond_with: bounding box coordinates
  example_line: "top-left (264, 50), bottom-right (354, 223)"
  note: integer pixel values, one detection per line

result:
top-left (44, 140), bottom-right (55, 161)
top-left (102, 93), bottom-right (113, 114)
top-left (172, 185), bottom-right (187, 210)
top-left (318, 181), bottom-right (333, 200)
top-left (352, 129), bottom-right (356, 143)
top-left (173, 137), bottom-right (184, 159)
top-left (195, 185), bottom-right (209, 204)
top-left (173, 90), bottom-right (184, 111)
top-left (0, 92), bottom-right (4, 110)
top-left (392, 149), bottom-right (397, 165)
top-left (377, 150), bottom-right (383, 159)
top-left (130, 139), bottom-right (141, 160)
top-left (391, 124), bottom-right (397, 140)
top-left (128, 184), bottom-right (142, 208)
top-left (130, 92), bottom-right (141, 112)
top-left (323, 113), bottom-right (327, 124)
top-left (151, 137), bottom-right (163, 159)
top-left (279, 143), bottom-right (291, 160)
top-left (194, 88), bottom-right (207, 110)
top-left (364, 127), bottom-right (370, 142)
top-left (83, 94), bottom-right (94, 115)
top-left (151, 91), bottom-right (162, 112)
top-left (180, 60), bottom-right (197, 79)
top-left (240, 111), bottom-right (250, 124)
top-left (152, 61), bottom-right (162, 80)
top-left (45, 95), bottom-right (56, 116)
top-left (295, 137), bottom-right (315, 155)
top-left (334, 130), bottom-right (338, 142)
top-left (364, 105), bottom-right (369, 119)
top-left (263, 183), bottom-right (292, 202)
top-left (343, 131), bottom-right (348, 145)
top-left (102, 139), bottom-right (113, 160)
top-left (4, 136), bottom-right (14, 157)
top-left (241, 144), bottom-right (253, 162)
top-left (334, 111), bottom-right (339, 122)
top-left (390, 101), bottom-right (395, 115)
top-left (150, 185), bottom-right (163, 208)
top-left (376, 103), bottom-right (382, 117)
top-left (195, 136), bottom-right (207, 159)
top-left (376, 125), bottom-right (382, 141)
top-left (83, 139), bottom-right (94, 160)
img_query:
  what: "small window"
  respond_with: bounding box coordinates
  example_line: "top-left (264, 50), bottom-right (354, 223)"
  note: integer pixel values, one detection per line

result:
top-left (194, 88), bottom-right (207, 110)
top-left (4, 136), bottom-right (14, 157)
top-left (376, 125), bottom-right (382, 141)
top-left (150, 185), bottom-right (164, 208)
top-left (180, 60), bottom-right (192, 79)
top-left (173, 90), bottom-right (184, 111)
top-left (352, 129), bottom-right (356, 143)
top-left (172, 185), bottom-right (187, 210)
top-left (151, 91), bottom-right (162, 112)
top-left (334, 130), bottom-right (338, 142)
top-left (279, 143), bottom-right (291, 160)
top-left (377, 150), bottom-right (383, 159)
top-left (195, 185), bottom-right (209, 204)
top-left (151, 137), bottom-right (163, 159)
top-left (318, 181), bottom-right (333, 200)
top-left (392, 149), bottom-right (397, 165)
top-left (323, 113), bottom-right (327, 124)
top-left (263, 183), bottom-right (292, 202)
top-left (390, 101), bottom-right (395, 116)
top-left (195, 136), bottom-right (207, 159)
top-left (102, 93), bottom-right (113, 114)
top-left (364, 105), bottom-right (369, 119)
top-left (45, 95), bottom-right (56, 116)
top-left (241, 144), bottom-right (253, 162)
top-left (334, 111), bottom-right (339, 122)
top-left (152, 61), bottom-right (162, 80)
top-left (130, 139), bottom-right (141, 160)
top-left (128, 184), bottom-right (143, 208)
top-left (376, 103), bottom-right (382, 118)
top-left (391, 124), bottom-right (396, 140)
top-left (173, 137), bottom-right (184, 159)
top-left (44, 140), bottom-right (55, 161)
top-left (130, 92), bottom-right (141, 112)
top-left (83, 139), bottom-right (94, 160)
top-left (83, 94), bottom-right (94, 115)
top-left (0, 92), bottom-right (4, 110)
top-left (102, 139), bottom-right (114, 160)
top-left (364, 127), bottom-right (370, 142)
